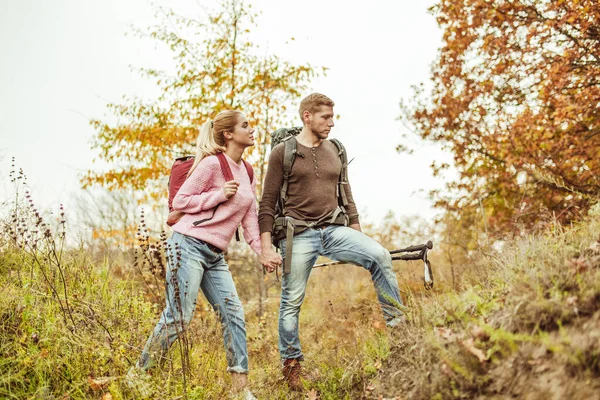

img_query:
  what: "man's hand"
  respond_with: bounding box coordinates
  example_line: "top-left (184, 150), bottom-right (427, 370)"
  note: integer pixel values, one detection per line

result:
top-left (260, 232), bottom-right (281, 273)
top-left (260, 248), bottom-right (282, 273)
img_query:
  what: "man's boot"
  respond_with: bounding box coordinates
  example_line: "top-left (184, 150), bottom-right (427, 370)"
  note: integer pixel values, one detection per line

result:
top-left (282, 358), bottom-right (303, 391)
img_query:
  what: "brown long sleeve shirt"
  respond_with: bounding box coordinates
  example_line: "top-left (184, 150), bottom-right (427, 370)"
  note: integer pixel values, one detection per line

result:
top-left (258, 139), bottom-right (360, 234)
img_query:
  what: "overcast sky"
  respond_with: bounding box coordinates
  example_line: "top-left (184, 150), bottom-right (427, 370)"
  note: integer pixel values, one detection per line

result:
top-left (0, 0), bottom-right (450, 230)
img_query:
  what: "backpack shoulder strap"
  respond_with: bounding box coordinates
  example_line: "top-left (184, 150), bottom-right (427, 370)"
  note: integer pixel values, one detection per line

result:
top-left (215, 152), bottom-right (234, 182)
top-left (280, 136), bottom-right (297, 206)
top-left (329, 139), bottom-right (349, 207)
top-left (242, 160), bottom-right (254, 184)
top-left (215, 152), bottom-right (245, 241)
top-left (217, 152), bottom-right (254, 184)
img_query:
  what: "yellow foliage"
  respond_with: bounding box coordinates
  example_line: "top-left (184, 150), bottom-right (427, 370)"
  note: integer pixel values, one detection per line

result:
top-left (84, 0), bottom-right (322, 203)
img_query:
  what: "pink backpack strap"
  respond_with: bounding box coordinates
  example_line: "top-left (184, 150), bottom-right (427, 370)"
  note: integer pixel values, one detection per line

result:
top-left (242, 160), bottom-right (254, 183)
top-left (216, 152), bottom-right (253, 183)
top-left (216, 152), bottom-right (234, 181)
top-left (215, 152), bottom-right (252, 242)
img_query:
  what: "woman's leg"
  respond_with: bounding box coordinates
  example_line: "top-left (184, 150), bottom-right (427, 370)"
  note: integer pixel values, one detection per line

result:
top-left (136, 233), bottom-right (205, 370)
top-left (231, 372), bottom-right (248, 393)
top-left (200, 255), bottom-right (249, 376)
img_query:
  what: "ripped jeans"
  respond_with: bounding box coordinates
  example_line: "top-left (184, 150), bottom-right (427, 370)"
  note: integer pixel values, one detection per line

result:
top-left (137, 232), bottom-right (249, 373)
top-left (278, 225), bottom-right (404, 360)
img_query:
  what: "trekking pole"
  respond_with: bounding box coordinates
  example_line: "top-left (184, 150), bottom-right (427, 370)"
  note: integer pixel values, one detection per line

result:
top-left (313, 240), bottom-right (435, 290)
top-left (389, 240), bottom-right (433, 255)
top-left (391, 244), bottom-right (434, 290)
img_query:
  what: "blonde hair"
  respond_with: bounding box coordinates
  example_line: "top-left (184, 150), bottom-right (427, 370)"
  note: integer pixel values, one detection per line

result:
top-left (187, 110), bottom-right (242, 177)
top-left (299, 93), bottom-right (335, 123)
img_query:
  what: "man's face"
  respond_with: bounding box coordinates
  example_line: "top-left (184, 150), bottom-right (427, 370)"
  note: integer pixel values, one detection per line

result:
top-left (305, 106), bottom-right (335, 140)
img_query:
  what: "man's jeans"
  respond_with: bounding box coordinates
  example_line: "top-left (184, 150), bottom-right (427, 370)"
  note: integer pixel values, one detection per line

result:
top-left (137, 232), bottom-right (249, 373)
top-left (278, 225), bottom-right (404, 360)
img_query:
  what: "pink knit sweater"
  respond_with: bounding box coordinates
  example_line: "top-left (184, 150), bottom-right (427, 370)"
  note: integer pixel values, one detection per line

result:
top-left (171, 154), bottom-right (262, 255)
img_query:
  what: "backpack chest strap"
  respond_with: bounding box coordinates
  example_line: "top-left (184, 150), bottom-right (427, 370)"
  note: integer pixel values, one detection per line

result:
top-left (280, 137), bottom-right (297, 208)
top-left (330, 138), bottom-right (349, 208)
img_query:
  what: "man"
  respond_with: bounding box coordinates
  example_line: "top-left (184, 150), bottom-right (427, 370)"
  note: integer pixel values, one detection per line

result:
top-left (258, 93), bottom-right (405, 391)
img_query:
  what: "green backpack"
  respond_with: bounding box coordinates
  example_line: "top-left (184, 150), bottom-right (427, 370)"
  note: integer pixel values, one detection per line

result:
top-left (270, 127), bottom-right (350, 273)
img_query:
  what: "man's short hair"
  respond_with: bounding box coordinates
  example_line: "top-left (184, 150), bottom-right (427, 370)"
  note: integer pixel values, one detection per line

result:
top-left (299, 93), bottom-right (335, 121)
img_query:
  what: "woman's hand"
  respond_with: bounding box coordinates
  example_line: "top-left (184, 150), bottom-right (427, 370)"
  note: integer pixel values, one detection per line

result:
top-left (260, 248), bottom-right (282, 273)
top-left (222, 180), bottom-right (240, 199)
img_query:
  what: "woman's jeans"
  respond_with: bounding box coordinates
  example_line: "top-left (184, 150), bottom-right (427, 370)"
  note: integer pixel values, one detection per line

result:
top-left (278, 225), bottom-right (404, 360)
top-left (137, 232), bottom-right (249, 373)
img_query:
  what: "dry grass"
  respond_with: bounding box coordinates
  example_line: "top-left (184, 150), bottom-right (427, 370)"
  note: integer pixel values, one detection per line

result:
top-left (375, 205), bottom-right (600, 399)
top-left (0, 180), bottom-right (398, 400)
top-left (2, 164), bottom-right (599, 399)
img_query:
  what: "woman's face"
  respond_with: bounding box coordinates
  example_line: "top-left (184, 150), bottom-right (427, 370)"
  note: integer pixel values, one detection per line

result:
top-left (228, 114), bottom-right (255, 148)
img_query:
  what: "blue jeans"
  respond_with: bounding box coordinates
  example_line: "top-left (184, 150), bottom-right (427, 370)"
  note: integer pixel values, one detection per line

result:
top-left (278, 225), bottom-right (404, 360)
top-left (137, 232), bottom-right (249, 373)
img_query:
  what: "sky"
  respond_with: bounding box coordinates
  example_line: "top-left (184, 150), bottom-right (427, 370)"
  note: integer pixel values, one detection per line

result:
top-left (0, 0), bottom-right (450, 230)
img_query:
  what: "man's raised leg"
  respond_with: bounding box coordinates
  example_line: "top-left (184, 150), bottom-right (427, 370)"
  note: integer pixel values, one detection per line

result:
top-left (321, 225), bottom-right (404, 325)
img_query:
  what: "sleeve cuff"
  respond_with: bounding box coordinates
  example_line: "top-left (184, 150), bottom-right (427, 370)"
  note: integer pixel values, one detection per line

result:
top-left (259, 219), bottom-right (274, 234)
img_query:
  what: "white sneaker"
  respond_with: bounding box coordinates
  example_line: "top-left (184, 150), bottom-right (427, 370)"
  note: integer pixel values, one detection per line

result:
top-left (387, 315), bottom-right (407, 328)
top-left (243, 389), bottom-right (258, 400)
top-left (124, 366), bottom-right (153, 398)
top-left (231, 388), bottom-right (258, 400)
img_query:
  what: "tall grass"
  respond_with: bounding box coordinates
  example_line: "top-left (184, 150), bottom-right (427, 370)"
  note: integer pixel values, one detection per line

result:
top-left (2, 161), bottom-right (598, 399)
top-left (0, 163), bottom-right (393, 399)
top-left (378, 205), bottom-right (600, 399)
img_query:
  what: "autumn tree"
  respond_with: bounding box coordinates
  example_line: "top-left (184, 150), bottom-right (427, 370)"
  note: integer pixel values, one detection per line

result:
top-left (83, 0), bottom-right (322, 201)
top-left (82, 0), bottom-right (322, 316)
top-left (402, 0), bottom-right (600, 237)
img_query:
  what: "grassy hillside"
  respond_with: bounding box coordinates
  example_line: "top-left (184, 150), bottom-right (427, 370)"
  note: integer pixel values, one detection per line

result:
top-left (375, 206), bottom-right (600, 399)
top-left (2, 198), bottom-right (599, 399)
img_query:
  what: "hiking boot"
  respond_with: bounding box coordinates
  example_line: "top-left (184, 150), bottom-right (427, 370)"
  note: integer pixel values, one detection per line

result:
top-left (282, 358), bottom-right (303, 391)
top-left (124, 366), bottom-right (153, 398)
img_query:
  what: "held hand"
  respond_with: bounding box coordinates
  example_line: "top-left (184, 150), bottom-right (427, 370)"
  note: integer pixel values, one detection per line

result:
top-left (260, 248), bottom-right (282, 273)
top-left (222, 180), bottom-right (240, 199)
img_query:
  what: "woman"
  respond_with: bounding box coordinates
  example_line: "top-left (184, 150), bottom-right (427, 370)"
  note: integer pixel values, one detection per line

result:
top-left (128, 110), bottom-right (281, 399)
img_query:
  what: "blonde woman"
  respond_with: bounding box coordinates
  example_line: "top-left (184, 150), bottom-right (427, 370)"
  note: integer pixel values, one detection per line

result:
top-left (128, 110), bottom-right (281, 399)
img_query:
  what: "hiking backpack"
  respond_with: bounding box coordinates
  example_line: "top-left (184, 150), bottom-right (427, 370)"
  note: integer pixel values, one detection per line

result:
top-left (269, 127), bottom-right (350, 273)
top-left (167, 152), bottom-right (254, 229)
